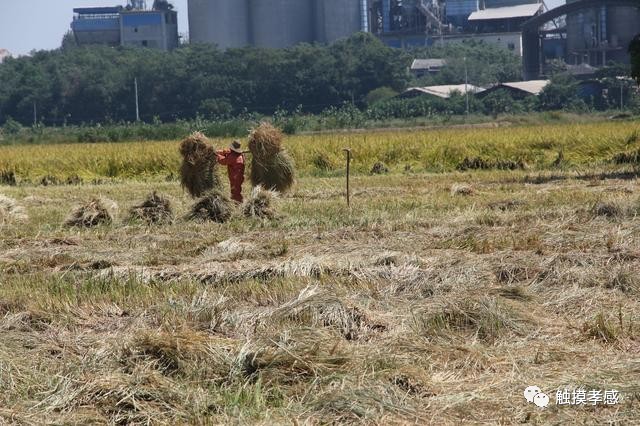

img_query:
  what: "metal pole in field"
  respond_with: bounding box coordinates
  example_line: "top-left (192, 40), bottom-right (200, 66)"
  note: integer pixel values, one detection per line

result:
top-left (464, 56), bottom-right (469, 115)
top-left (134, 77), bottom-right (140, 122)
top-left (343, 148), bottom-right (352, 208)
top-left (33, 101), bottom-right (37, 126)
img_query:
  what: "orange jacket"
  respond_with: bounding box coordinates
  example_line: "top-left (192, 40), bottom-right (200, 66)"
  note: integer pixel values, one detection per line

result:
top-left (216, 149), bottom-right (245, 202)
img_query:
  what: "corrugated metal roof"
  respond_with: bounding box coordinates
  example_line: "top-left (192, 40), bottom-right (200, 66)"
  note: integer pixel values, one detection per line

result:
top-left (468, 4), bottom-right (542, 21)
top-left (411, 59), bottom-right (447, 70)
top-left (403, 84), bottom-right (485, 99)
top-left (501, 80), bottom-right (549, 95)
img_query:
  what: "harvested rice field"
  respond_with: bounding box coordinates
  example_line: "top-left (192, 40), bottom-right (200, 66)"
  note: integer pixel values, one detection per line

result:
top-left (1, 122), bottom-right (640, 424)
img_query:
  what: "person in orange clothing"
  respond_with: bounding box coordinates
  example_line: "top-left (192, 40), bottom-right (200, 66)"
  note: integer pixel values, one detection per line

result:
top-left (216, 140), bottom-right (245, 203)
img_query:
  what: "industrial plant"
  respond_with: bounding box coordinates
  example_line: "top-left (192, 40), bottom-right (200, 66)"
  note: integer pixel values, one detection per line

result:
top-left (71, 0), bottom-right (179, 51)
top-left (187, 0), bottom-right (639, 77)
top-left (66, 0), bottom-right (639, 78)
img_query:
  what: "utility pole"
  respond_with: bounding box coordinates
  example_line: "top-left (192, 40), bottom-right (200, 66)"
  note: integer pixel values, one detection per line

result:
top-left (134, 77), bottom-right (140, 122)
top-left (620, 80), bottom-right (624, 110)
top-left (464, 56), bottom-right (469, 115)
top-left (33, 101), bottom-right (37, 126)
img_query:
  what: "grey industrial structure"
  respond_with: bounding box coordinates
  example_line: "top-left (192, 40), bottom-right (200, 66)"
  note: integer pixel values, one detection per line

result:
top-left (71, 0), bottom-right (179, 51)
top-left (187, 0), bottom-right (639, 79)
top-left (523, 0), bottom-right (640, 79)
top-left (187, 0), bottom-right (369, 48)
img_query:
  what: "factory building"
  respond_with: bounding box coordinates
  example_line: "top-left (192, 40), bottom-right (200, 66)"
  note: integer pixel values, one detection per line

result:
top-left (565, 1), bottom-right (640, 66)
top-left (188, 0), bottom-right (368, 49)
top-left (188, 0), bottom-right (543, 52)
top-left (71, 1), bottom-right (178, 51)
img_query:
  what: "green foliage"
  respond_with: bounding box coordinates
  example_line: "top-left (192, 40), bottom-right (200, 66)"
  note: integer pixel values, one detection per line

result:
top-left (409, 40), bottom-right (521, 87)
top-left (538, 75), bottom-right (585, 111)
top-left (3, 117), bottom-right (23, 135)
top-left (482, 89), bottom-right (521, 117)
top-left (365, 87), bottom-right (399, 106)
top-left (0, 34), bottom-right (411, 127)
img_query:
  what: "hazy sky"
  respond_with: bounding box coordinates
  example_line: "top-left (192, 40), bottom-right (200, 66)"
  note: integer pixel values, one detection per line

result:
top-left (0, 0), bottom-right (565, 56)
top-left (0, 0), bottom-right (189, 55)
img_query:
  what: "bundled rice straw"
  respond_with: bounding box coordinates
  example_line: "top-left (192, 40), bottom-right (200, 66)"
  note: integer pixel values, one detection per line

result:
top-left (0, 194), bottom-right (28, 222)
top-left (128, 191), bottom-right (174, 225)
top-left (248, 122), bottom-right (283, 157)
top-left (65, 199), bottom-right (113, 228)
top-left (248, 122), bottom-right (295, 193)
top-left (187, 189), bottom-right (233, 223)
top-left (179, 132), bottom-right (220, 198)
top-left (243, 185), bottom-right (278, 219)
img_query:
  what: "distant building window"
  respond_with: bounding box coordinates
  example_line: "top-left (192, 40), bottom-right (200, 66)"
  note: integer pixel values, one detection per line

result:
top-left (134, 28), bottom-right (138, 33)
top-left (142, 40), bottom-right (148, 47)
top-left (508, 43), bottom-right (515, 50)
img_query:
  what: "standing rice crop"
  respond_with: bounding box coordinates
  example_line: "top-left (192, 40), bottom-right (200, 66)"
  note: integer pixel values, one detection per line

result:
top-left (179, 132), bottom-right (220, 198)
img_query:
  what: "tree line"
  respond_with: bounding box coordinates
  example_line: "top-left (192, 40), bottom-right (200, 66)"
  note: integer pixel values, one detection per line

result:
top-left (0, 33), bottom-right (523, 126)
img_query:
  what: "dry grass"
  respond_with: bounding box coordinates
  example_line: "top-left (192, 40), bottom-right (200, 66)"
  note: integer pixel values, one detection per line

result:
top-left (1, 131), bottom-right (640, 423)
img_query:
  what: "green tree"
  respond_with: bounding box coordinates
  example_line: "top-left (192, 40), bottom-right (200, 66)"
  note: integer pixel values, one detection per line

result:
top-left (365, 87), bottom-right (399, 106)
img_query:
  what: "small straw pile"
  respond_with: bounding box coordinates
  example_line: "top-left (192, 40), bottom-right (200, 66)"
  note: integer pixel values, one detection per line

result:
top-left (0, 194), bottom-right (27, 222)
top-left (243, 185), bottom-right (278, 219)
top-left (65, 199), bottom-right (113, 228)
top-left (187, 189), bottom-right (233, 223)
top-left (179, 132), bottom-right (220, 198)
top-left (248, 123), bottom-right (295, 193)
top-left (128, 191), bottom-right (174, 225)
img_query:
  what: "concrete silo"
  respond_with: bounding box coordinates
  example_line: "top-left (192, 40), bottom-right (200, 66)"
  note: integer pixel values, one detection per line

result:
top-left (188, 0), bottom-right (250, 48)
top-left (315, 0), bottom-right (363, 44)
top-left (249, 0), bottom-right (315, 48)
top-left (606, 6), bottom-right (640, 63)
top-left (566, 2), bottom-right (640, 66)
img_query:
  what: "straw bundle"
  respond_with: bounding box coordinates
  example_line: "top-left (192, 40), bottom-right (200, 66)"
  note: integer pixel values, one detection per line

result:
top-left (0, 194), bottom-right (27, 221)
top-left (179, 132), bottom-right (220, 198)
top-left (243, 185), bottom-right (278, 219)
top-left (248, 122), bottom-right (283, 157)
top-left (128, 191), bottom-right (174, 225)
top-left (248, 123), bottom-right (295, 193)
top-left (187, 189), bottom-right (233, 223)
top-left (65, 199), bottom-right (113, 228)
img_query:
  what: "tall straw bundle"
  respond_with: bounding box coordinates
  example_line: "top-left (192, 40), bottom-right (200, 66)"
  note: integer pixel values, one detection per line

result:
top-left (187, 189), bottom-right (233, 223)
top-left (250, 151), bottom-right (295, 193)
top-left (179, 132), bottom-right (220, 198)
top-left (248, 122), bottom-right (283, 157)
top-left (248, 123), bottom-right (295, 193)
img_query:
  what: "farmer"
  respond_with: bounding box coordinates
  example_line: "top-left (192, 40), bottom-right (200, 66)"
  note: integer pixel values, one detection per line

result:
top-left (216, 140), bottom-right (245, 203)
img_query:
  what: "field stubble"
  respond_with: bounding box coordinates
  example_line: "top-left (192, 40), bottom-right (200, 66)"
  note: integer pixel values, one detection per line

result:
top-left (1, 122), bottom-right (640, 424)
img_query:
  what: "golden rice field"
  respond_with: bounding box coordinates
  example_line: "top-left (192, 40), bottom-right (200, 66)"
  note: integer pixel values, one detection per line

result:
top-left (1, 121), bottom-right (639, 180)
top-left (1, 121), bottom-right (640, 424)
